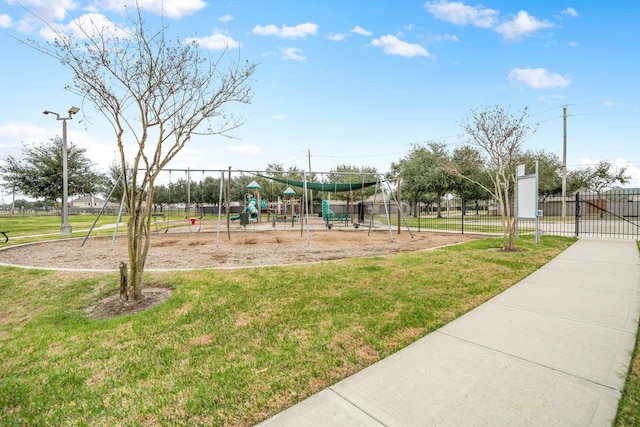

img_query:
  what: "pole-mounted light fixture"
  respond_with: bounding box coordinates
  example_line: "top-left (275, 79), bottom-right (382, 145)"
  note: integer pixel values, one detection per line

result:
top-left (43, 107), bottom-right (80, 237)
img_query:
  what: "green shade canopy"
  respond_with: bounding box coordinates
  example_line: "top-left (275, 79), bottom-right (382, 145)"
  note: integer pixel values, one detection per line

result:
top-left (259, 175), bottom-right (378, 193)
top-left (246, 180), bottom-right (261, 189)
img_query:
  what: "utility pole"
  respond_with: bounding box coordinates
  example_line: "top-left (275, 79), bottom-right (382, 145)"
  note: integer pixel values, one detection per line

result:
top-left (308, 149), bottom-right (314, 215)
top-left (562, 105), bottom-right (568, 218)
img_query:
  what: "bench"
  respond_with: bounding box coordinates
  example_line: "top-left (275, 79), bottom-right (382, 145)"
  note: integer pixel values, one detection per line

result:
top-left (0, 231), bottom-right (8, 243)
top-left (324, 213), bottom-right (350, 228)
top-left (270, 215), bottom-right (298, 228)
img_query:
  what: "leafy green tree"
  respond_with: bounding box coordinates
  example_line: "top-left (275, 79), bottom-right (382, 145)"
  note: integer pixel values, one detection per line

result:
top-left (201, 176), bottom-right (223, 206)
top-left (392, 142), bottom-right (456, 218)
top-left (391, 145), bottom-right (428, 216)
top-left (450, 146), bottom-right (492, 200)
top-left (326, 164), bottom-right (378, 203)
top-left (0, 137), bottom-right (105, 203)
top-left (567, 160), bottom-right (630, 196)
top-left (518, 149), bottom-right (562, 195)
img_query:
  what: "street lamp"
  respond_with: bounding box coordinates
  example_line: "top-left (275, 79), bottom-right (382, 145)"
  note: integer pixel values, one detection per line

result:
top-left (43, 106), bottom-right (80, 236)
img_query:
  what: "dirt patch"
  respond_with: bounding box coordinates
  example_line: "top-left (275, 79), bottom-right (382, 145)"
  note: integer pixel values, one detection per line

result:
top-left (0, 226), bottom-right (477, 271)
top-left (85, 287), bottom-right (173, 319)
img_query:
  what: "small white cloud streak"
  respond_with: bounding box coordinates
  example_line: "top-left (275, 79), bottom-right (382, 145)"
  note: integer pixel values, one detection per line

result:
top-left (351, 25), bottom-right (372, 36)
top-left (494, 10), bottom-right (556, 42)
top-left (508, 67), bottom-right (571, 89)
top-left (219, 14), bottom-right (233, 23)
top-left (271, 114), bottom-right (285, 120)
top-left (280, 47), bottom-right (307, 62)
top-left (252, 23), bottom-right (318, 39)
top-left (327, 33), bottom-right (347, 41)
top-left (186, 32), bottom-right (241, 50)
top-left (425, 0), bottom-right (499, 28)
top-left (40, 13), bottom-right (123, 42)
top-left (96, 0), bottom-right (207, 19)
top-left (371, 35), bottom-right (430, 58)
top-left (562, 7), bottom-right (579, 18)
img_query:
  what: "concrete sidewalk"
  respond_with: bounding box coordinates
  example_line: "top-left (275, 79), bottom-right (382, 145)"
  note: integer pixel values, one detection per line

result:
top-left (258, 239), bottom-right (640, 426)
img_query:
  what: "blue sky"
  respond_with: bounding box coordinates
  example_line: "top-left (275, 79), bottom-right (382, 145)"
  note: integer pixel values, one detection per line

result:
top-left (1, 0), bottom-right (639, 190)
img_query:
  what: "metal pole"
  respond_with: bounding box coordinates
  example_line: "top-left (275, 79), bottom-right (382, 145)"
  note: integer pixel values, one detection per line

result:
top-left (61, 118), bottom-right (72, 236)
top-left (397, 176), bottom-right (401, 235)
top-left (562, 105), bottom-right (567, 218)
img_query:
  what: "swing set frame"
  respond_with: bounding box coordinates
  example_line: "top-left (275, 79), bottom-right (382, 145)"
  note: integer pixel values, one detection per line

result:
top-left (81, 167), bottom-right (413, 249)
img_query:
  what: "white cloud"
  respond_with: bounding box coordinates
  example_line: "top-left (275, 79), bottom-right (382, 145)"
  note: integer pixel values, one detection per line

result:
top-left (561, 7), bottom-right (579, 18)
top-left (603, 100), bottom-right (617, 107)
top-left (495, 10), bottom-right (556, 42)
top-left (226, 144), bottom-right (263, 155)
top-left (271, 114), bottom-right (285, 120)
top-left (351, 25), bottom-right (372, 36)
top-left (280, 47), bottom-right (307, 62)
top-left (186, 32), bottom-right (241, 50)
top-left (0, 14), bottom-right (12, 28)
top-left (327, 33), bottom-right (348, 41)
top-left (428, 33), bottom-right (459, 42)
top-left (537, 94), bottom-right (567, 105)
top-left (425, 0), bottom-right (499, 29)
top-left (509, 67), bottom-right (571, 89)
top-left (568, 41), bottom-right (578, 47)
top-left (219, 14), bottom-right (233, 23)
top-left (95, 0), bottom-right (207, 19)
top-left (40, 13), bottom-right (122, 41)
top-left (252, 23), bottom-right (318, 39)
top-left (371, 35), bottom-right (430, 58)
top-left (11, 0), bottom-right (76, 21)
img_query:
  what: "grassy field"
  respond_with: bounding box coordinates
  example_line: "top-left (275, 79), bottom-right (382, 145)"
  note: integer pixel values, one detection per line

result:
top-left (614, 241), bottom-right (640, 426)
top-left (1, 216), bottom-right (638, 425)
top-left (0, 213), bottom-right (195, 245)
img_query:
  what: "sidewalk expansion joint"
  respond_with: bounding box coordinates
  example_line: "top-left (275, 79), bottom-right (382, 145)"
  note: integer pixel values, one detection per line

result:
top-left (436, 330), bottom-right (623, 394)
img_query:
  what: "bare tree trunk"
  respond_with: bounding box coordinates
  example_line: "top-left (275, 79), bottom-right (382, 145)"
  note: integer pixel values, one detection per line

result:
top-left (119, 261), bottom-right (128, 301)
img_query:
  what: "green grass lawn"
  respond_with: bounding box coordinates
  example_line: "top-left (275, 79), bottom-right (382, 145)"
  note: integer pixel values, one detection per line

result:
top-left (0, 213), bottom-right (203, 245)
top-left (1, 216), bottom-right (638, 425)
top-left (1, 235), bottom-right (578, 426)
top-left (614, 241), bottom-right (640, 426)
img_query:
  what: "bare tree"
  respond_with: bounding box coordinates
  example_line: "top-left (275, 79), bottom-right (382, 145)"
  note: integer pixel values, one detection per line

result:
top-left (457, 105), bottom-right (536, 251)
top-left (26, 6), bottom-right (255, 299)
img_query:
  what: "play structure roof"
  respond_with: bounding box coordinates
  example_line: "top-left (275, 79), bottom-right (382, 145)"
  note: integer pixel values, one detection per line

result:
top-left (260, 175), bottom-right (378, 193)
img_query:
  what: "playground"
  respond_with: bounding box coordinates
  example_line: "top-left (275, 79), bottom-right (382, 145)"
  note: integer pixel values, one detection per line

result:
top-left (0, 227), bottom-right (475, 271)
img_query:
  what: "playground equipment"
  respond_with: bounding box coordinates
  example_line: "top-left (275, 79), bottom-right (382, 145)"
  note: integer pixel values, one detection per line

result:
top-left (322, 200), bottom-right (351, 228)
top-left (152, 213), bottom-right (168, 234)
top-left (81, 167), bottom-right (409, 249)
top-left (231, 197), bottom-right (259, 226)
top-left (185, 215), bottom-right (203, 233)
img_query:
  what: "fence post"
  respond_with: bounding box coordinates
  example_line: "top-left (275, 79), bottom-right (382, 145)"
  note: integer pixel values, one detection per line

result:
top-left (461, 198), bottom-right (465, 234)
top-left (575, 192), bottom-right (580, 237)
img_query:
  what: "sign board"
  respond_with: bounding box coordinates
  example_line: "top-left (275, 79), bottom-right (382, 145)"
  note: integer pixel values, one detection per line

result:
top-left (517, 174), bottom-right (537, 219)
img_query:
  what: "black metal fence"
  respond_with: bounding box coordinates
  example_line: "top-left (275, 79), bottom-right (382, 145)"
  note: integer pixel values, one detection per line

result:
top-left (406, 189), bottom-right (640, 240)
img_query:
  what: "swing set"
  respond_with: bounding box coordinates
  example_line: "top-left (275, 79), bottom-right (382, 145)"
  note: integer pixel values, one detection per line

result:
top-left (81, 167), bottom-right (412, 249)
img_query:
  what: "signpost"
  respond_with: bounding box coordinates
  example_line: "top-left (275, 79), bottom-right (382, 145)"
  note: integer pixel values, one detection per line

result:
top-left (516, 162), bottom-right (540, 244)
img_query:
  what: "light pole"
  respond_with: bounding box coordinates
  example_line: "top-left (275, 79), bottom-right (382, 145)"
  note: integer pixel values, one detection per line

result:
top-left (43, 106), bottom-right (80, 236)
